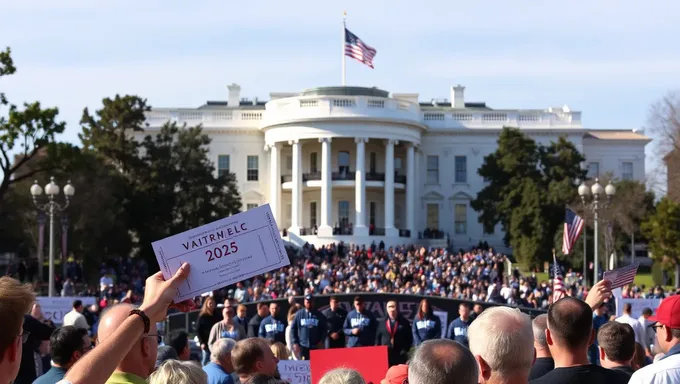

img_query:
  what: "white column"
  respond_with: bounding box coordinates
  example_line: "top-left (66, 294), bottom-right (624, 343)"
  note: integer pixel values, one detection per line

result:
top-left (318, 138), bottom-right (333, 237)
top-left (384, 139), bottom-right (398, 237)
top-left (268, 143), bottom-right (281, 226)
top-left (406, 143), bottom-right (415, 238)
top-left (288, 140), bottom-right (302, 235)
top-left (354, 138), bottom-right (368, 236)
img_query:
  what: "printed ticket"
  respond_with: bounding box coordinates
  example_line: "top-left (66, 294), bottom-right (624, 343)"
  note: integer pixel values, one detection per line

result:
top-left (152, 204), bottom-right (290, 302)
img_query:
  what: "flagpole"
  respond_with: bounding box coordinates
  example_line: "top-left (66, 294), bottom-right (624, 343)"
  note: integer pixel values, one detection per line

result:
top-left (342, 11), bottom-right (347, 86)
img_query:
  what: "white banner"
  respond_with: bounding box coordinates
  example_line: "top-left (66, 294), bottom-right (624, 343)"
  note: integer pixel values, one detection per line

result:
top-left (278, 360), bottom-right (310, 384)
top-left (37, 297), bottom-right (96, 324)
top-left (612, 289), bottom-right (660, 318)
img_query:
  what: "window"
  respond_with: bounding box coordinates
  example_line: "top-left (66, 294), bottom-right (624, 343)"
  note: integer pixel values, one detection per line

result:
top-left (217, 155), bottom-right (230, 178)
top-left (246, 204), bottom-right (258, 211)
top-left (455, 204), bottom-right (467, 234)
top-left (426, 204), bottom-right (439, 229)
top-left (247, 156), bottom-right (259, 181)
top-left (455, 156), bottom-right (467, 183)
top-left (286, 156), bottom-right (292, 172)
top-left (338, 151), bottom-right (350, 174)
top-left (369, 152), bottom-right (377, 173)
top-left (338, 201), bottom-right (350, 227)
top-left (587, 162), bottom-right (599, 178)
top-left (369, 202), bottom-right (377, 225)
top-left (622, 162), bottom-right (634, 180)
top-left (310, 152), bottom-right (318, 173)
top-left (427, 156), bottom-right (439, 184)
top-left (310, 202), bottom-right (317, 227)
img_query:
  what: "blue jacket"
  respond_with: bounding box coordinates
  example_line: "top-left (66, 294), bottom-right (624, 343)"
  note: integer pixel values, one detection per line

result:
top-left (447, 317), bottom-right (472, 347)
top-left (343, 309), bottom-right (378, 347)
top-left (291, 308), bottom-right (327, 348)
top-left (259, 315), bottom-right (287, 344)
top-left (412, 315), bottom-right (441, 346)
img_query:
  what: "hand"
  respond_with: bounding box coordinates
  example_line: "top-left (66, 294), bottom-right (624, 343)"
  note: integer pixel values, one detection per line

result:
top-left (331, 332), bottom-right (339, 340)
top-left (294, 344), bottom-right (301, 355)
top-left (201, 343), bottom-right (207, 350)
top-left (585, 279), bottom-right (612, 310)
top-left (139, 263), bottom-right (196, 323)
top-left (352, 328), bottom-right (360, 335)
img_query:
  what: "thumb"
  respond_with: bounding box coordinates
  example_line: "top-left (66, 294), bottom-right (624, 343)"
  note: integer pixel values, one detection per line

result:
top-left (167, 263), bottom-right (191, 288)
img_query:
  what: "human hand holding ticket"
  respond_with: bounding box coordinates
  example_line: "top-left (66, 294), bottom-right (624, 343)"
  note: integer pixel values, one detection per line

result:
top-left (152, 204), bottom-right (290, 302)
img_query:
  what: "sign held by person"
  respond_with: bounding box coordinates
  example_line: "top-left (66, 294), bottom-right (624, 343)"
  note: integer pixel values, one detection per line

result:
top-left (37, 296), bottom-right (96, 324)
top-left (278, 360), bottom-right (311, 384)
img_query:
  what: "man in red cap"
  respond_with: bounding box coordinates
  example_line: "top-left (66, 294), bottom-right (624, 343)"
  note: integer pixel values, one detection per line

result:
top-left (629, 295), bottom-right (680, 383)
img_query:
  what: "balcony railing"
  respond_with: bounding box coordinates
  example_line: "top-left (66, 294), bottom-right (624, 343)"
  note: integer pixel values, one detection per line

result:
top-left (333, 227), bottom-right (353, 235)
top-left (282, 172), bottom-right (404, 184)
top-left (332, 171), bottom-right (353, 181)
top-left (366, 172), bottom-right (385, 181)
top-left (304, 172), bottom-right (321, 181)
top-left (399, 229), bottom-right (411, 238)
top-left (371, 227), bottom-right (386, 236)
top-left (395, 175), bottom-right (407, 184)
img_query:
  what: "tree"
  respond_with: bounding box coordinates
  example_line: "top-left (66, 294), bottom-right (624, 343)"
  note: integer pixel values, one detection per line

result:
top-left (0, 47), bottom-right (66, 204)
top-left (645, 91), bottom-right (680, 197)
top-left (471, 127), bottom-right (586, 267)
top-left (642, 197), bottom-right (680, 288)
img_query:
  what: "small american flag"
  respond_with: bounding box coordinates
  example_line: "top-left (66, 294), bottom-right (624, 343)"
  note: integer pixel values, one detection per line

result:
top-left (552, 253), bottom-right (566, 302)
top-left (602, 263), bottom-right (639, 289)
top-left (345, 28), bottom-right (377, 68)
top-left (562, 208), bottom-right (584, 255)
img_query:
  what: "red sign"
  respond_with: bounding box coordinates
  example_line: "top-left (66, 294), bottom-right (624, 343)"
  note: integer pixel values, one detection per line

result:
top-left (310, 346), bottom-right (389, 384)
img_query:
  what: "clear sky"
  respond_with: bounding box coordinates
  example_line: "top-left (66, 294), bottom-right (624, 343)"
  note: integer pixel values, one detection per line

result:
top-left (2, 0), bottom-right (679, 155)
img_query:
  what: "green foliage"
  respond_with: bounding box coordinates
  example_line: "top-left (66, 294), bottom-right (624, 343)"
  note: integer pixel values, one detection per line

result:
top-left (642, 197), bottom-right (680, 270)
top-left (471, 127), bottom-right (586, 267)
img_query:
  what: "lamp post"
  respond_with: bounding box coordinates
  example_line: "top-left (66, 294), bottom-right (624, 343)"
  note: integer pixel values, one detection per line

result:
top-left (578, 178), bottom-right (616, 284)
top-left (30, 177), bottom-right (75, 297)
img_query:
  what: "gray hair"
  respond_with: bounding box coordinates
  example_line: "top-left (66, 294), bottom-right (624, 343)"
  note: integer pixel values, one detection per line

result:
top-left (468, 306), bottom-right (534, 375)
top-left (211, 338), bottom-right (237, 363)
top-left (532, 314), bottom-right (549, 348)
top-left (408, 339), bottom-right (478, 384)
top-left (149, 360), bottom-right (207, 384)
top-left (319, 368), bottom-right (366, 384)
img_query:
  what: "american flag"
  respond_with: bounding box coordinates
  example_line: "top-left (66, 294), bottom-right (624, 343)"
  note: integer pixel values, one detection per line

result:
top-left (552, 253), bottom-right (566, 302)
top-left (562, 208), bottom-right (584, 255)
top-left (602, 263), bottom-right (639, 289)
top-left (345, 28), bottom-right (377, 68)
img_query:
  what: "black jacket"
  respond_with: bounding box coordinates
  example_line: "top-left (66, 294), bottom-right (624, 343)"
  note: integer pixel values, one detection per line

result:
top-left (196, 313), bottom-right (219, 349)
top-left (247, 314), bottom-right (265, 339)
top-left (15, 315), bottom-right (55, 384)
top-left (375, 315), bottom-right (413, 367)
top-left (323, 307), bottom-right (347, 348)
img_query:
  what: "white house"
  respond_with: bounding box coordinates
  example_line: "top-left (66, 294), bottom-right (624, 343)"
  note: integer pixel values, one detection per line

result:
top-left (142, 84), bottom-right (650, 250)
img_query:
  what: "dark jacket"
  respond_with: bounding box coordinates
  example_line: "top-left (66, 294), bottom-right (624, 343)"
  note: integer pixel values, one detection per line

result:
top-left (247, 314), bottom-right (265, 339)
top-left (258, 315), bottom-right (287, 344)
top-left (16, 315), bottom-right (55, 384)
top-left (375, 315), bottom-right (413, 366)
top-left (196, 313), bottom-right (219, 349)
top-left (446, 317), bottom-right (472, 347)
top-left (291, 308), bottom-right (327, 348)
top-left (322, 307), bottom-right (347, 349)
top-left (412, 314), bottom-right (441, 346)
top-left (343, 309), bottom-right (378, 348)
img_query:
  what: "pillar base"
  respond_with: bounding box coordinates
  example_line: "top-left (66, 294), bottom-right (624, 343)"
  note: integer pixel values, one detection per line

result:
top-left (385, 227), bottom-right (399, 237)
top-left (353, 225), bottom-right (369, 236)
top-left (287, 226), bottom-right (301, 236)
top-left (317, 225), bottom-right (334, 237)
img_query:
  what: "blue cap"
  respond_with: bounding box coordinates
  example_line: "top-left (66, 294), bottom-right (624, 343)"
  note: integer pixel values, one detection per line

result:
top-left (304, 294), bottom-right (313, 301)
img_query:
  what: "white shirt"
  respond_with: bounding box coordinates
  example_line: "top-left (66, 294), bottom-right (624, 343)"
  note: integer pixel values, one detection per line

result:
top-left (616, 313), bottom-right (645, 347)
top-left (639, 315), bottom-right (656, 351)
top-left (63, 309), bottom-right (89, 330)
top-left (629, 352), bottom-right (680, 384)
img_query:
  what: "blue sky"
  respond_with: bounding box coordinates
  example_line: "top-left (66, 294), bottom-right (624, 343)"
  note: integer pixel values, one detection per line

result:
top-left (2, 0), bottom-right (679, 153)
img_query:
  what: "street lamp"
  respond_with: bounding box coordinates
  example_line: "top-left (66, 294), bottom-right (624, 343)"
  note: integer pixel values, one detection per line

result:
top-left (578, 178), bottom-right (616, 284)
top-left (30, 177), bottom-right (75, 297)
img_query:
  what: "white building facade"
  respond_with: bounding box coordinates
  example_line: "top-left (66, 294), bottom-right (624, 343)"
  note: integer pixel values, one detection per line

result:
top-left (143, 84), bottom-right (650, 250)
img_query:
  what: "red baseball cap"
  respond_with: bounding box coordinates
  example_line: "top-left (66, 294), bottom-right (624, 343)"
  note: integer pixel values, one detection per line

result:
top-left (381, 364), bottom-right (408, 384)
top-left (649, 295), bottom-right (680, 328)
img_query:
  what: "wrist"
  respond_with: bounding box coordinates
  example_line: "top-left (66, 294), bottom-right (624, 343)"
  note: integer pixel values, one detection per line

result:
top-left (139, 303), bottom-right (164, 324)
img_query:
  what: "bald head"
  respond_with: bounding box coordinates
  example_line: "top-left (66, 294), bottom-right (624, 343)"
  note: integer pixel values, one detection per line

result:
top-left (408, 339), bottom-right (478, 384)
top-left (98, 304), bottom-right (136, 342)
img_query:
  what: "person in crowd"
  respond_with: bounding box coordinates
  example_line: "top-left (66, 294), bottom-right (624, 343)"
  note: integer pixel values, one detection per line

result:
top-left (234, 305), bottom-right (248, 329)
top-left (291, 294), bottom-right (327, 360)
top-left (381, 364), bottom-right (408, 384)
top-left (0, 277), bottom-right (36, 384)
top-left (231, 338), bottom-right (281, 383)
top-left (343, 296), bottom-right (377, 348)
top-left (631, 342), bottom-right (649, 371)
top-left (287, 297), bottom-right (300, 310)
top-left (446, 303), bottom-right (472, 347)
top-left (597, 322), bottom-right (636, 379)
top-left (470, 304), bottom-right (484, 322)
top-left (34, 326), bottom-right (91, 384)
top-left (468, 306), bottom-right (534, 384)
top-left (197, 296), bottom-right (220, 366)
top-left (529, 314), bottom-right (554, 380)
top-left (407, 339), bottom-right (478, 384)
top-left (412, 299), bottom-right (441, 346)
top-left (616, 302), bottom-right (646, 348)
top-left (17, 313), bottom-right (55, 384)
top-left (322, 296), bottom-right (347, 349)
top-left (155, 345), bottom-right (178, 369)
top-left (31, 303), bottom-right (44, 322)
top-left (375, 300), bottom-right (412, 367)
top-left (269, 342), bottom-right (289, 361)
top-left (319, 368), bottom-right (366, 384)
top-left (168, 331), bottom-right (191, 361)
top-left (588, 302), bottom-right (608, 365)
top-left (244, 373), bottom-right (286, 384)
top-left (63, 300), bottom-right (90, 331)
top-left (530, 297), bottom-right (628, 384)
top-left (284, 307), bottom-right (300, 360)
top-left (149, 359), bottom-right (208, 384)
top-left (209, 306), bottom-right (247, 347)
top-left (258, 302), bottom-right (286, 344)
top-left (629, 295), bottom-right (680, 383)
top-left (248, 304), bottom-right (270, 339)
top-left (638, 307), bottom-right (656, 357)
top-left (203, 338), bottom-right (236, 384)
